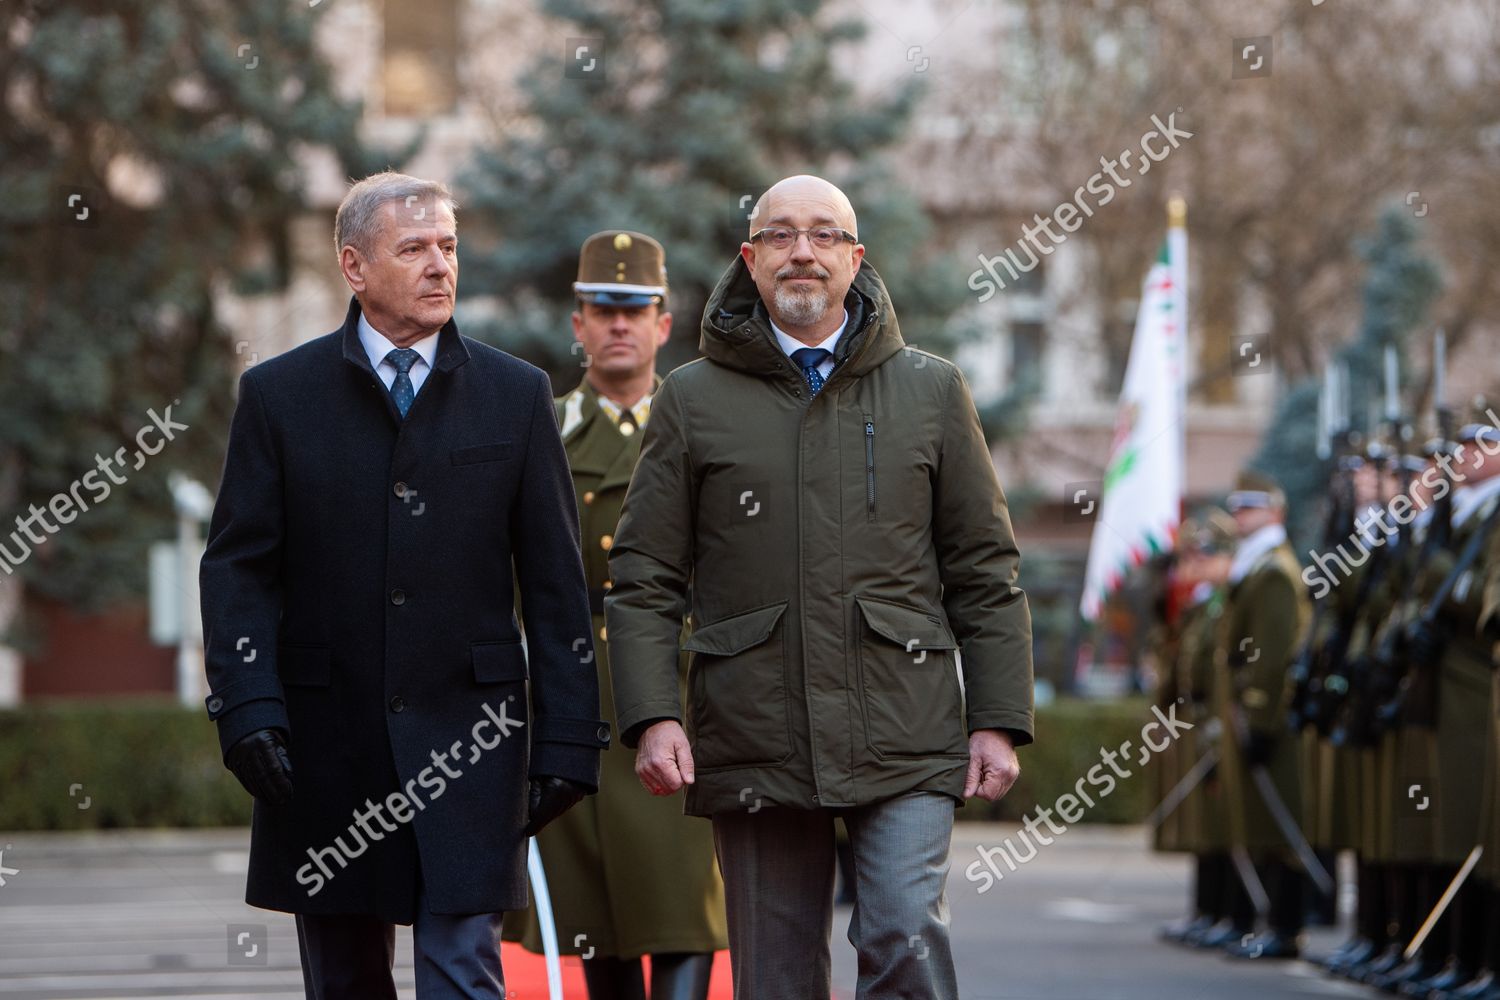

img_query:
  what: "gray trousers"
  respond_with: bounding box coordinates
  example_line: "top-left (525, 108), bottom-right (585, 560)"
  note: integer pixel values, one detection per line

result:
top-left (711, 790), bottom-right (958, 999)
top-left (295, 886), bottom-right (503, 1000)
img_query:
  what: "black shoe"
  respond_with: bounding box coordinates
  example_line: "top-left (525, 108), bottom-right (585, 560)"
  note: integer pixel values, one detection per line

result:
top-left (1181, 917), bottom-right (1221, 946)
top-left (1193, 921), bottom-right (1249, 950)
top-left (1161, 915), bottom-right (1215, 945)
top-left (1322, 937), bottom-right (1379, 972)
top-left (1224, 931), bottom-right (1302, 960)
top-left (1400, 960), bottom-right (1474, 997)
top-left (1370, 955), bottom-right (1442, 992)
top-left (1352, 944), bottom-right (1411, 982)
top-left (1449, 970), bottom-right (1497, 1000)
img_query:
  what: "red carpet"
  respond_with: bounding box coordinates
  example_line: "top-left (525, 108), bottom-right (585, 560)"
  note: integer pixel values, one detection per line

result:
top-left (498, 944), bottom-right (735, 998)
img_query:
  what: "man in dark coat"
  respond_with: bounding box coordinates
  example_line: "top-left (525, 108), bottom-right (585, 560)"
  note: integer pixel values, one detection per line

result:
top-left (200, 171), bottom-right (609, 1000)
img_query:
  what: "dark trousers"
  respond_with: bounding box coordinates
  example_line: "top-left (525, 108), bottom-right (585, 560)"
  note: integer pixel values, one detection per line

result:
top-left (295, 889), bottom-right (504, 1000)
top-left (711, 790), bottom-right (957, 1000)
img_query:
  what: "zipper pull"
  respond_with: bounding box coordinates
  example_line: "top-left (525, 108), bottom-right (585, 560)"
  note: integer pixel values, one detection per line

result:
top-left (865, 420), bottom-right (875, 436)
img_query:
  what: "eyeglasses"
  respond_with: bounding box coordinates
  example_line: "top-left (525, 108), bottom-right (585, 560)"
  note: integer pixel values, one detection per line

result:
top-left (749, 227), bottom-right (858, 250)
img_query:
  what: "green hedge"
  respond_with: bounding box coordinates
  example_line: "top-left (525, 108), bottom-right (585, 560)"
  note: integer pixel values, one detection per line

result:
top-left (975, 696), bottom-right (1156, 824)
top-left (0, 698), bottom-right (250, 830)
top-left (0, 697), bottom-right (1158, 831)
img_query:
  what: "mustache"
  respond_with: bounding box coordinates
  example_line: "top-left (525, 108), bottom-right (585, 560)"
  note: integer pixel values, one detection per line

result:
top-left (775, 265), bottom-right (829, 281)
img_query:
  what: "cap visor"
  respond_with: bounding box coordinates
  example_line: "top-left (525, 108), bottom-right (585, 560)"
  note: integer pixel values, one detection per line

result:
top-left (579, 291), bottom-right (661, 307)
top-left (1225, 491), bottom-right (1271, 512)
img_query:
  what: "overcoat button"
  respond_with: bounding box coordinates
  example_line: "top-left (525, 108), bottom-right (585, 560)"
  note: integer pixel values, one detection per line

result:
top-left (394, 481), bottom-right (408, 498)
top-left (390, 696), bottom-right (405, 713)
top-left (207, 697), bottom-right (223, 713)
top-left (390, 589), bottom-right (406, 605)
top-left (600, 534), bottom-right (613, 551)
top-left (582, 491), bottom-right (596, 504)
top-left (596, 725), bottom-right (610, 742)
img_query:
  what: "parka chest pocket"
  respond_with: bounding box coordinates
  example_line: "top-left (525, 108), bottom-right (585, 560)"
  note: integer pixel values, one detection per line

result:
top-left (854, 596), bottom-right (967, 758)
top-left (681, 601), bottom-right (793, 771)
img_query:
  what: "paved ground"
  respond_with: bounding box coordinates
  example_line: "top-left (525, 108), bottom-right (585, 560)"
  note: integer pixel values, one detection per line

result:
top-left (0, 824), bottom-right (1369, 999)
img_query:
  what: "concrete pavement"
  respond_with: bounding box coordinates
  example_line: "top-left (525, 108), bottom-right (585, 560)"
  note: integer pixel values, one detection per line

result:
top-left (0, 824), bottom-right (1363, 998)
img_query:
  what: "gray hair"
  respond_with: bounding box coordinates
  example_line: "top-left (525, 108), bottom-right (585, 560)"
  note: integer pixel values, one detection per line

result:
top-left (334, 171), bottom-right (458, 257)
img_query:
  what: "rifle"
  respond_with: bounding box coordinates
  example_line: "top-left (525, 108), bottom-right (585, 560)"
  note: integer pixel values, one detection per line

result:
top-left (1288, 392), bottom-right (1360, 732)
top-left (1342, 335), bottom-right (1454, 742)
top-left (1316, 525), bottom-right (1396, 740)
top-left (1333, 494), bottom-right (1441, 746)
top-left (1308, 438), bottom-right (1404, 737)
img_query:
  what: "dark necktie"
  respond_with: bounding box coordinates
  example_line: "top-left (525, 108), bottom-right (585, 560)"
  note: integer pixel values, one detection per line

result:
top-left (384, 348), bottom-right (420, 418)
top-left (791, 347), bottom-right (832, 395)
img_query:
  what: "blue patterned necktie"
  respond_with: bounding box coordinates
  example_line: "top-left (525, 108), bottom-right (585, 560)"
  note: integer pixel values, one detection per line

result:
top-left (384, 348), bottom-right (420, 418)
top-left (791, 347), bottom-right (832, 395)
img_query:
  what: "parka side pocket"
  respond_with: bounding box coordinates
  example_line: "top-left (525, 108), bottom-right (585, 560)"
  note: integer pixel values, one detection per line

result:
top-left (854, 596), bottom-right (968, 759)
top-left (682, 601), bottom-right (793, 770)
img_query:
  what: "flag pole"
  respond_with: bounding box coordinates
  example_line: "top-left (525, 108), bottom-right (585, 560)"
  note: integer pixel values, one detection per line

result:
top-left (1167, 193), bottom-right (1188, 528)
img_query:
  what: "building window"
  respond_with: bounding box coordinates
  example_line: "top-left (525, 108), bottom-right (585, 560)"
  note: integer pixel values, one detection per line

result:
top-left (1011, 320), bottom-right (1045, 396)
top-left (382, 0), bottom-right (460, 118)
top-left (1003, 253), bottom-right (1046, 297)
top-left (1100, 305), bottom-right (1135, 397)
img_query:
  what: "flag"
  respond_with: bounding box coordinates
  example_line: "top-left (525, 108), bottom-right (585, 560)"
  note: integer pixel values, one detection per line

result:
top-left (1079, 207), bottom-right (1187, 621)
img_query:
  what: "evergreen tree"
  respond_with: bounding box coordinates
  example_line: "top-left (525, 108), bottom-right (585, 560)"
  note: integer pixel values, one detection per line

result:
top-left (458, 0), bottom-right (973, 386)
top-left (0, 0), bottom-right (401, 615)
top-left (1251, 206), bottom-right (1442, 550)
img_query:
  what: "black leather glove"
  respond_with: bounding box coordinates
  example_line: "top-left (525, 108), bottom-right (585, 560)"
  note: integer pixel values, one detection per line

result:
top-left (1405, 619), bottom-right (1446, 668)
top-left (523, 776), bottom-right (589, 837)
top-left (1242, 728), bottom-right (1276, 768)
top-left (225, 728), bottom-right (294, 806)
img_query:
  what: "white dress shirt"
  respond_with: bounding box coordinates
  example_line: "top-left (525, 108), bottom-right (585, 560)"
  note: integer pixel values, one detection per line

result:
top-left (771, 310), bottom-right (848, 381)
top-left (359, 313), bottom-right (440, 396)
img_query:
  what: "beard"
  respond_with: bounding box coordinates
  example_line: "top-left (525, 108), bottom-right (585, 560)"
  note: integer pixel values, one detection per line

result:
top-left (772, 266), bottom-right (832, 327)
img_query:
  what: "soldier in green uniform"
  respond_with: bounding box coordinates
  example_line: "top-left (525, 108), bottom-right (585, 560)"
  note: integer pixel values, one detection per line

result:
top-left (1337, 445), bottom-right (1447, 985)
top-left (503, 231), bottom-right (727, 1000)
top-left (1215, 471), bottom-right (1313, 960)
top-left (1379, 424), bottom-right (1500, 996)
top-left (1286, 452), bottom-right (1364, 939)
top-left (1316, 452), bottom-right (1418, 975)
top-left (1156, 510), bottom-right (1236, 946)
